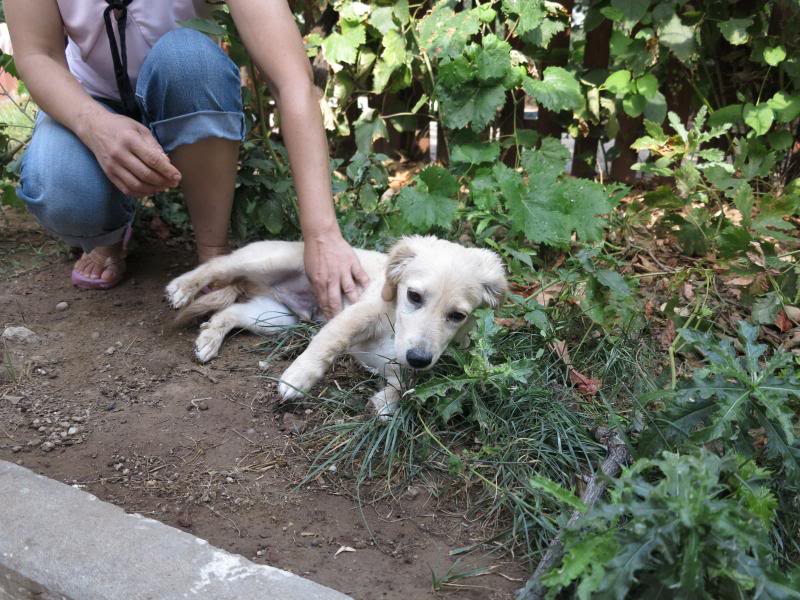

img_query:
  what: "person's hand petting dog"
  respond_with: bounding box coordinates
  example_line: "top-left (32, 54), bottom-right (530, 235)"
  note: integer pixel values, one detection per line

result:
top-left (303, 227), bottom-right (371, 318)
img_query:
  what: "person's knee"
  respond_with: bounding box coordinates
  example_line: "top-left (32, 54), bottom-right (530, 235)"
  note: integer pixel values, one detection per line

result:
top-left (137, 28), bottom-right (242, 119)
top-left (19, 155), bottom-right (129, 241)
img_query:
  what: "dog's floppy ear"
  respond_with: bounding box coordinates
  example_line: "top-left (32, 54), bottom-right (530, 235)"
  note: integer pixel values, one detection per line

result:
top-left (475, 249), bottom-right (508, 308)
top-left (382, 238), bottom-right (417, 302)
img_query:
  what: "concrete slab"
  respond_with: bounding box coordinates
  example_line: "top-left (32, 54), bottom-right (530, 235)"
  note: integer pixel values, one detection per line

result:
top-left (0, 461), bottom-right (351, 600)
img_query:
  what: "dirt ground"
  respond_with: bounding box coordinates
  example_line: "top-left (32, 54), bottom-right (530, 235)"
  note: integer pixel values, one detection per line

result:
top-left (1, 208), bottom-right (525, 600)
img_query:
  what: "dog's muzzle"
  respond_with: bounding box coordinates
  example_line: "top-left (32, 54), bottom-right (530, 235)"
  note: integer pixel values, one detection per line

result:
top-left (406, 348), bottom-right (433, 369)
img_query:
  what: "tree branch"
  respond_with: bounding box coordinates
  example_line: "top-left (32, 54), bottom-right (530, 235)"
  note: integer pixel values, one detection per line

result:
top-left (517, 428), bottom-right (630, 600)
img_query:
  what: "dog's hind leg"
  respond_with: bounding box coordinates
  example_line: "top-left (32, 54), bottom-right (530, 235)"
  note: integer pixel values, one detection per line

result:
top-left (166, 241), bottom-right (305, 309)
top-left (194, 296), bottom-right (297, 363)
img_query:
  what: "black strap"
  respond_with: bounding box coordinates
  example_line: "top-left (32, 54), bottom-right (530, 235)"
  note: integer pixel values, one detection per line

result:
top-left (103, 0), bottom-right (139, 118)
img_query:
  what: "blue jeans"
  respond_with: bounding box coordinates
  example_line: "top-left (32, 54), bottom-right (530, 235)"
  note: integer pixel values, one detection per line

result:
top-left (17, 28), bottom-right (245, 250)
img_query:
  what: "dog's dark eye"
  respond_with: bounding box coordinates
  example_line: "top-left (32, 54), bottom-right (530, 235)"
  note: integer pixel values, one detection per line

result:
top-left (407, 289), bottom-right (422, 304)
top-left (447, 311), bottom-right (467, 323)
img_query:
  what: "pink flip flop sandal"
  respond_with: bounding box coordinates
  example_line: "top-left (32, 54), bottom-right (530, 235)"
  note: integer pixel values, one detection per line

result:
top-left (71, 223), bottom-right (132, 290)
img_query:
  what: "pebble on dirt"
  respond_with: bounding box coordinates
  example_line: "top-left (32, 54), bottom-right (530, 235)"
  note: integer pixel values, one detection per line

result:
top-left (2, 326), bottom-right (40, 344)
top-left (55, 301), bottom-right (69, 311)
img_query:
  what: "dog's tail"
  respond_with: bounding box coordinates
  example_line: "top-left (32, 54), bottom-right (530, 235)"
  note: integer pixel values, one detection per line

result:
top-left (174, 285), bottom-right (241, 327)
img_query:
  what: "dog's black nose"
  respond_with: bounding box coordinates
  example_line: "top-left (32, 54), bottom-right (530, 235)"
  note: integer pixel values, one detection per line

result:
top-left (406, 348), bottom-right (433, 369)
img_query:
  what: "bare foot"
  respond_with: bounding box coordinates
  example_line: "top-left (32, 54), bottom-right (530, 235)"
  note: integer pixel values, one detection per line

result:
top-left (73, 242), bottom-right (126, 283)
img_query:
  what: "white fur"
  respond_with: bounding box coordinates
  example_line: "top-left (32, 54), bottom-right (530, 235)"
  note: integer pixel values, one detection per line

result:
top-left (166, 236), bottom-right (506, 418)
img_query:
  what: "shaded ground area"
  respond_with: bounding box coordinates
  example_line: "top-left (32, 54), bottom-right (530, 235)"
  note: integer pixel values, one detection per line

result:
top-left (0, 208), bottom-right (524, 600)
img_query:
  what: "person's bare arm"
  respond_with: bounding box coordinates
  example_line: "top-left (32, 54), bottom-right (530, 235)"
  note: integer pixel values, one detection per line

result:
top-left (4, 0), bottom-right (180, 196)
top-left (227, 0), bottom-right (369, 317)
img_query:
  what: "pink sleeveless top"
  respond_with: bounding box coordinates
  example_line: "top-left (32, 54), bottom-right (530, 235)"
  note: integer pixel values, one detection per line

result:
top-left (56, 1), bottom-right (212, 101)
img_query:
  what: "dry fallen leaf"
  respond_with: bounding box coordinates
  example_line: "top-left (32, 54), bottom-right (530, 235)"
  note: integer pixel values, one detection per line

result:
top-left (511, 282), bottom-right (567, 306)
top-left (783, 328), bottom-right (800, 350)
top-left (726, 276), bottom-right (755, 287)
top-left (784, 306), bottom-right (800, 324)
top-left (657, 319), bottom-right (676, 350)
top-left (495, 317), bottom-right (526, 330)
top-left (682, 282), bottom-right (695, 302)
top-left (334, 546), bottom-right (356, 558)
top-left (775, 311), bottom-right (793, 333)
top-left (634, 254), bottom-right (660, 274)
top-left (551, 340), bottom-right (602, 397)
top-left (644, 299), bottom-right (655, 320)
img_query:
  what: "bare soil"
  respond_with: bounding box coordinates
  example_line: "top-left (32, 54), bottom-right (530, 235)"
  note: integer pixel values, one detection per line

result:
top-left (1, 208), bottom-right (525, 600)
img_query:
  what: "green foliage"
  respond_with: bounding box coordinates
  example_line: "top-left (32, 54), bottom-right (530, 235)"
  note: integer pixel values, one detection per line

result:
top-left (396, 165), bottom-right (459, 230)
top-left (436, 34), bottom-right (518, 132)
top-left (542, 451), bottom-right (800, 599)
top-left (523, 67), bottom-right (584, 113)
top-left (633, 107), bottom-right (798, 257)
top-left (641, 322), bottom-right (800, 477)
top-left (506, 140), bottom-right (618, 248)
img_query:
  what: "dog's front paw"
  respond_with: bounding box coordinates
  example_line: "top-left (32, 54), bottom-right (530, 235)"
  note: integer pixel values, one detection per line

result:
top-left (278, 357), bottom-right (325, 400)
top-left (194, 323), bottom-right (224, 363)
top-left (165, 276), bottom-right (198, 309)
top-left (369, 388), bottom-right (399, 422)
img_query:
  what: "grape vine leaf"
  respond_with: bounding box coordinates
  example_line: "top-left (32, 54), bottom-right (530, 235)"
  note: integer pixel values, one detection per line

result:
top-left (718, 17), bottom-right (753, 45)
top-left (524, 67), bottom-right (584, 113)
top-left (501, 0), bottom-right (546, 35)
top-left (418, 2), bottom-right (480, 60)
top-left (396, 166), bottom-right (459, 230)
top-left (657, 14), bottom-right (696, 62)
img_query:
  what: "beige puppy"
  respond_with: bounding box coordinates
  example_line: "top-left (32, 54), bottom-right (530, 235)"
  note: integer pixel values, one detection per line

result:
top-left (165, 235), bottom-right (507, 417)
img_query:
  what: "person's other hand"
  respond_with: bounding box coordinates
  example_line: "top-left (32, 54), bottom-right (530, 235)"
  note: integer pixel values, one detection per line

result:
top-left (83, 111), bottom-right (182, 197)
top-left (304, 230), bottom-right (371, 318)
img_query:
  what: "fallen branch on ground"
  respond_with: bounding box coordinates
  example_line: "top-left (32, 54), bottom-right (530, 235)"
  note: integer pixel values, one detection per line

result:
top-left (516, 427), bottom-right (631, 600)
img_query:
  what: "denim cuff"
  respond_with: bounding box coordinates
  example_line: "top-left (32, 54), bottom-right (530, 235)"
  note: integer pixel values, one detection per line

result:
top-left (149, 110), bottom-right (245, 153)
top-left (32, 216), bottom-right (130, 252)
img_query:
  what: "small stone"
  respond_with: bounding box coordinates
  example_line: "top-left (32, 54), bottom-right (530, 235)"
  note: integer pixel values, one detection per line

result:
top-left (68, 426), bottom-right (79, 436)
top-left (4, 395), bottom-right (23, 406)
top-left (3, 326), bottom-right (39, 344)
top-left (281, 413), bottom-right (306, 434)
top-left (55, 301), bottom-right (69, 311)
top-left (177, 506), bottom-right (192, 528)
top-left (105, 346), bottom-right (116, 356)
top-left (197, 400), bottom-right (209, 411)
top-left (91, 332), bottom-right (100, 340)
top-left (122, 468), bottom-right (130, 475)
top-left (40, 441), bottom-right (55, 452)
top-left (405, 485), bottom-right (421, 500)
top-left (11, 446), bottom-right (22, 453)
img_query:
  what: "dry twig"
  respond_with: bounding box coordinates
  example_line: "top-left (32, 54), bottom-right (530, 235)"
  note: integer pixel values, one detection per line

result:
top-left (517, 428), bottom-right (630, 600)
